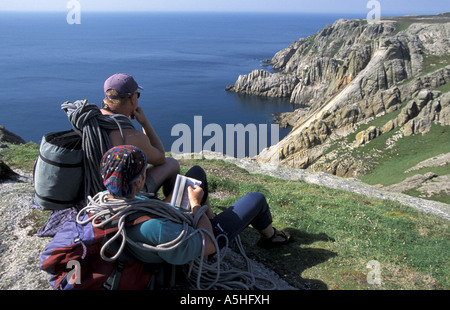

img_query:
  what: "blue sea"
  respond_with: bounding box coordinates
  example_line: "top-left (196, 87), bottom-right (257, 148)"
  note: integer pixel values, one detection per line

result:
top-left (0, 12), bottom-right (362, 154)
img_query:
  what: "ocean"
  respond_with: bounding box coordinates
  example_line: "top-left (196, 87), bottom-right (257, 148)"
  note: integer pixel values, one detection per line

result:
top-left (0, 11), bottom-right (362, 155)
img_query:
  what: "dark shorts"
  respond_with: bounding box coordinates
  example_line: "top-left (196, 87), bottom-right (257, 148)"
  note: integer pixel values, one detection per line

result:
top-left (144, 168), bottom-right (158, 194)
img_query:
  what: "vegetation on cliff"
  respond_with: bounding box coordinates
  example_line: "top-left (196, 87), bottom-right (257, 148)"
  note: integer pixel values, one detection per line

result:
top-left (227, 13), bottom-right (450, 205)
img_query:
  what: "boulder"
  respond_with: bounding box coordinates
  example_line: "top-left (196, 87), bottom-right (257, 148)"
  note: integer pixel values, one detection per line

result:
top-left (0, 160), bottom-right (19, 183)
top-left (354, 126), bottom-right (381, 147)
top-left (0, 125), bottom-right (25, 145)
top-left (383, 172), bottom-right (437, 193)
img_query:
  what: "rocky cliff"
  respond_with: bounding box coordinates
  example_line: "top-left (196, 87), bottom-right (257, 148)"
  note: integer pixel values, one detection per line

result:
top-left (227, 13), bottom-right (450, 193)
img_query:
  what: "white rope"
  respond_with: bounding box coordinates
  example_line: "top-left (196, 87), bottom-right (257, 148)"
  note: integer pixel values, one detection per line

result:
top-left (77, 192), bottom-right (277, 290)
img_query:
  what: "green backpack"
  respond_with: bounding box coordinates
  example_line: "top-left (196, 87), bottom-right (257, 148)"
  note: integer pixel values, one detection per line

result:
top-left (33, 129), bottom-right (84, 210)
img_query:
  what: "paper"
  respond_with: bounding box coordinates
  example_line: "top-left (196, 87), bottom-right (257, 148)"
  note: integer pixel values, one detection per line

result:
top-left (170, 174), bottom-right (202, 210)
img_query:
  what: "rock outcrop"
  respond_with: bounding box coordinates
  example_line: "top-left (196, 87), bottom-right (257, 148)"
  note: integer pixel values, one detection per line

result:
top-left (0, 160), bottom-right (19, 183)
top-left (226, 69), bottom-right (299, 98)
top-left (0, 125), bottom-right (26, 145)
top-left (227, 14), bottom-right (450, 185)
top-left (0, 126), bottom-right (24, 183)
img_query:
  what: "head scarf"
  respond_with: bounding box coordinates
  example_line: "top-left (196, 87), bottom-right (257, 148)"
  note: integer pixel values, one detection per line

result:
top-left (100, 145), bottom-right (147, 198)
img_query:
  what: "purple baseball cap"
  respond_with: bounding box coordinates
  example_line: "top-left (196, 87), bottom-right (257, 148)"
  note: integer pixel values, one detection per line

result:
top-left (104, 73), bottom-right (143, 99)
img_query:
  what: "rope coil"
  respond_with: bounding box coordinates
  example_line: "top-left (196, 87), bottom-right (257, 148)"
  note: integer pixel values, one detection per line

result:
top-left (61, 100), bottom-right (135, 198)
top-left (77, 192), bottom-right (277, 290)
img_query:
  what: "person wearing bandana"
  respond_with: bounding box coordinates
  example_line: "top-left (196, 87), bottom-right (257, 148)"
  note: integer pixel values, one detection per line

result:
top-left (100, 145), bottom-right (292, 265)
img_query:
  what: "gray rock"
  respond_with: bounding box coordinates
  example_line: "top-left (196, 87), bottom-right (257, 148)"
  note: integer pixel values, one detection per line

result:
top-left (227, 69), bottom-right (299, 98)
top-left (0, 170), bottom-right (50, 290)
top-left (229, 14), bottom-right (450, 175)
top-left (383, 172), bottom-right (438, 193)
top-left (0, 161), bottom-right (19, 183)
top-left (0, 126), bottom-right (26, 145)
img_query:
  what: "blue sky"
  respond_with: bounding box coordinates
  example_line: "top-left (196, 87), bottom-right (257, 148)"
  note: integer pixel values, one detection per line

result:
top-left (0, 0), bottom-right (449, 16)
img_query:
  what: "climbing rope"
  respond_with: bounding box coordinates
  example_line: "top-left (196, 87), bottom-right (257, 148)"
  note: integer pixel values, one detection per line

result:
top-left (61, 100), bottom-right (135, 199)
top-left (77, 192), bottom-right (277, 290)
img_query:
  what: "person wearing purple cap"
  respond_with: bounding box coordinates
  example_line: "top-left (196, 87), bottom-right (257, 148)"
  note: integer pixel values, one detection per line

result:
top-left (101, 73), bottom-right (180, 200)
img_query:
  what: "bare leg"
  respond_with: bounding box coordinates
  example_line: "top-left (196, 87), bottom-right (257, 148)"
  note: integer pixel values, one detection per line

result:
top-left (259, 225), bottom-right (290, 242)
top-left (259, 225), bottom-right (275, 238)
top-left (145, 157), bottom-right (180, 198)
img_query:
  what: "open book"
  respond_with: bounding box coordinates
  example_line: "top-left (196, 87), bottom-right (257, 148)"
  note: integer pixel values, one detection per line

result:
top-left (170, 174), bottom-right (202, 211)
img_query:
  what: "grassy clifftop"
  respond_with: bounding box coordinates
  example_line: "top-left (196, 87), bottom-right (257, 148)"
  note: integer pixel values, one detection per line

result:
top-left (1, 143), bottom-right (448, 290)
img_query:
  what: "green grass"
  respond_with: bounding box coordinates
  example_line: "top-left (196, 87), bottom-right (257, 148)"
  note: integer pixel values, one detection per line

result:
top-left (398, 53), bottom-right (450, 86)
top-left (175, 157), bottom-right (449, 290)
top-left (1, 142), bottom-right (39, 171)
top-left (357, 124), bottom-right (450, 202)
top-left (322, 86), bottom-right (449, 203)
top-left (392, 21), bottom-right (413, 35)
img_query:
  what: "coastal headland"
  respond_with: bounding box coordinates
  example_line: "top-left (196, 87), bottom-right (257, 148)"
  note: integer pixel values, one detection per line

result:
top-left (227, 13), bottom-right (450, 203)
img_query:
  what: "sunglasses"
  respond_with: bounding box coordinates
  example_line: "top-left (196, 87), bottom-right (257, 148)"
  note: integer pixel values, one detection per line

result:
top-left (128, 92), bottom-right (140, 99)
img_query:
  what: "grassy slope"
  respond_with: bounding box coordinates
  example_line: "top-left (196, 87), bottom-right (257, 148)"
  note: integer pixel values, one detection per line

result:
top-left (322, 83), bottom-right (450, 204)
top-left (176, 158), bottom-right (449, 290)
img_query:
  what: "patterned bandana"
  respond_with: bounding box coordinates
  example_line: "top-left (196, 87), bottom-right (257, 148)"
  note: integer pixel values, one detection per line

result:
top-left (100, 145), bottom-right (147, 198)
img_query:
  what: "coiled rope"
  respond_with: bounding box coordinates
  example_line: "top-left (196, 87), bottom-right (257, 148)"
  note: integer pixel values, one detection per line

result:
top-left (61, 100), bottom-right (135, 199)
top-left (77, 192), bottom-right (277, 290)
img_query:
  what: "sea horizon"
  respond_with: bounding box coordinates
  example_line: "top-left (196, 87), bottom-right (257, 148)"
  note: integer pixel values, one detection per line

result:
top-left (0, 11), bottom-right (365, 156)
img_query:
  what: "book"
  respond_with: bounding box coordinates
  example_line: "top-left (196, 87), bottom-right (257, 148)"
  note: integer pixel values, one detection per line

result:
top-left (170, 174), bottom-right (202, 211)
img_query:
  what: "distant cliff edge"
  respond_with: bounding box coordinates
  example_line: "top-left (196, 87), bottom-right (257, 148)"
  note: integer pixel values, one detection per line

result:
top-left (227, 13), bottom-right (450, 201)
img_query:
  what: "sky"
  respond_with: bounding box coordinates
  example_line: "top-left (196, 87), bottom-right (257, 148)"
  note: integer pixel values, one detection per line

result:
top-left (0, 0), bottom-right (449, 16)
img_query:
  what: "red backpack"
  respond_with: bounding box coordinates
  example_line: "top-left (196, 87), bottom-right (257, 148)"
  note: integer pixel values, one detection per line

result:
top-left (39, 212), bottom-right (167, 290)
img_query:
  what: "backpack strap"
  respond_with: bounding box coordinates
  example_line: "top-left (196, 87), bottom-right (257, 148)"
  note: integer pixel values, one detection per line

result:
top-left (102, 259), bottom-right (125, 290)
top-left (107, 114), bottom-right (127, 145)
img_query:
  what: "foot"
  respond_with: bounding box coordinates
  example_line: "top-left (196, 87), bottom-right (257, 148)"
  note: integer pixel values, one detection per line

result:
top-left (257, 228), bottom-right (292, 248)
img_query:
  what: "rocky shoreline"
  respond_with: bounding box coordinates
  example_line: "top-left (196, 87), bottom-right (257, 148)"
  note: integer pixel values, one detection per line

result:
top-left (226, 13), bottom-right (450, 182)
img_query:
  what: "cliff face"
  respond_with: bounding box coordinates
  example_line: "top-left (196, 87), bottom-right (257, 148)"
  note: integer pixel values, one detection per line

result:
top-left (227, 14), bottom-right (450, 181)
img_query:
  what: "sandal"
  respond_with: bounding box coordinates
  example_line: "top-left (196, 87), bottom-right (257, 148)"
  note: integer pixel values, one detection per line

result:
top-left (257, 228), bottom-right (292, 248)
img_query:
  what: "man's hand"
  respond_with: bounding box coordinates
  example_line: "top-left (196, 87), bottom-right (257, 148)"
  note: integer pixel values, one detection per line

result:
top-left (131, 106), bottom-right (148, 125)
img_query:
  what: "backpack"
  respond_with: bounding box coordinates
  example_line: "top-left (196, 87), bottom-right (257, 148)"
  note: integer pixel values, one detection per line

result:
top-left (39, 212), bottom-right (168, 290)
top-left (33, 130), bottom-right (84, 210)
